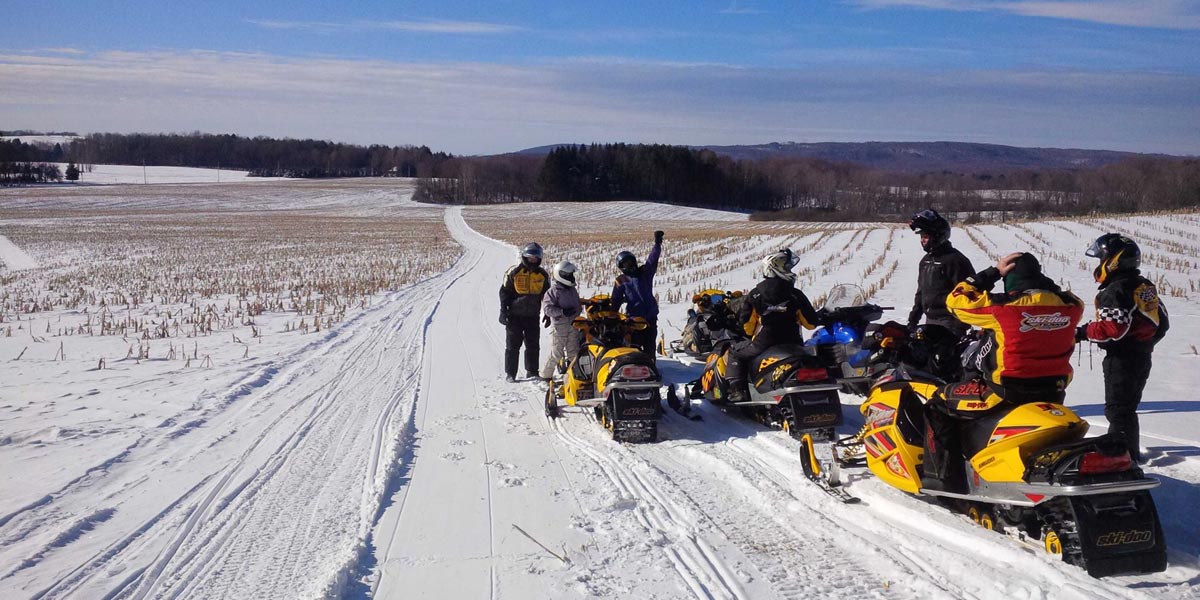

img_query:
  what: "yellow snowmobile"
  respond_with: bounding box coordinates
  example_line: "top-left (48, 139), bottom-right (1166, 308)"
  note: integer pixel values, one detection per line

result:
top-left (801, 321), bottom-right (1166, 578)
top-left (545, 295), bottom-right (663, 443)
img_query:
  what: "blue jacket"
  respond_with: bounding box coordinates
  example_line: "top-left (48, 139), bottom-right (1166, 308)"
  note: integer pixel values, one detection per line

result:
top-left (612, 241), bottom-right (661, 321)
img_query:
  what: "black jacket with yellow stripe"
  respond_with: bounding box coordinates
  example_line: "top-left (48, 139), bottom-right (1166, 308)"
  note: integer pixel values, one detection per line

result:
top-left (499, 264), bottom-right (550, 319)
top-left (736, 277), bottom-right (821, 342)
top-left (946, 267), bottom-right (1083, 388)
top-left (1083, 270), bottom-right (1169, 355)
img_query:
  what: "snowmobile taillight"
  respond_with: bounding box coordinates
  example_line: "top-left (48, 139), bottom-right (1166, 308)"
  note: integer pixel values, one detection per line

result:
top-left (792, 367), bottom-right (828, 382)
top-left (1079, 450), bottom-right (1133, 475)
top-left (618, 365), bottom-right (653, 380)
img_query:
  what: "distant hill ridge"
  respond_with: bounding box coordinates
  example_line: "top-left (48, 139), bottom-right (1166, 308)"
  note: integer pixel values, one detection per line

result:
top-left (515, 141), bottom-right (1181, 173)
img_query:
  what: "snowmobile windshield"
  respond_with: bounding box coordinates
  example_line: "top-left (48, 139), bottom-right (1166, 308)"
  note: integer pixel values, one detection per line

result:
top-left (821, 284), bottom-right (869, 310)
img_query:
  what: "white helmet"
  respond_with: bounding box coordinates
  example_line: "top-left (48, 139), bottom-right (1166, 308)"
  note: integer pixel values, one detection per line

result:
top-left (762, 248), bottom-right (799, 281)
top-left (553, 261), bottom-right (577, 287)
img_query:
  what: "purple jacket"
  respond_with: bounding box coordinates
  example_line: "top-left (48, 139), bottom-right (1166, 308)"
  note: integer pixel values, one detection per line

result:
top-left (542, 281), bottom-right (582, 325)
top-left (612, 241), bottom-right (661, 321)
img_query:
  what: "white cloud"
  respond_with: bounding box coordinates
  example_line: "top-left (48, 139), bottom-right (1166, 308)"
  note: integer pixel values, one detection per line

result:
top-left (36, 47), bottom-right (87, 55)
top-left (248, 18), bottom-right (522, 34)
top-left (0, 49), bottom-right (1196, 155)
top-left (847, 0), bottom-right (1200, 30)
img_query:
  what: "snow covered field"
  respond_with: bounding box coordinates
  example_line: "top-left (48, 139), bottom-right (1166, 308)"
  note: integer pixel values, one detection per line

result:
top-left (44, 163), bottom-right (289, 186)
top-left (1, 180), bottom-right (1198, 599)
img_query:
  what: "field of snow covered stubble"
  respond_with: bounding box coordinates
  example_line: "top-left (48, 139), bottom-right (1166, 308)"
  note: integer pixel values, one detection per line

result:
top-left (0, 174), bottom-right (1196, 600)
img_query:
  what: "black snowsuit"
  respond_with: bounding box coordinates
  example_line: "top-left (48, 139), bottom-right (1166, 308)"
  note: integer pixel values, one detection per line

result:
top-left (908, 241), bottom-right (976, 334)
top-left (499, 263), bottom-right (550, 378)
top-left (726, 277), bottom-right (821, 384)
top-left (908, 241), bottom-right (975, 380)
top-left (1082, 270), bottom-right (1170, 461)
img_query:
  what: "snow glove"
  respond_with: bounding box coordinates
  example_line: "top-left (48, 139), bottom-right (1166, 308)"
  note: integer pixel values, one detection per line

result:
top-left (654, 230), bottom-right (665, 244)
top-left (542, 315), bottom-right (551, 328)
top-left (499, 310), bottom-right (509, 326)
top-left (1075, 323), bottom-right (1090, 343)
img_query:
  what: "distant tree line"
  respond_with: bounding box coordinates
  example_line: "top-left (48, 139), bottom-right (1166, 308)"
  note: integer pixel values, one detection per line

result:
top-left (416, 144), bottom-right (777, 208)
top-left (0, 161), bottom-right (62, 184)
top-left (1, 132), bottom-right (454, 179)
top-left (416, 143), bottom-right (1200, 220)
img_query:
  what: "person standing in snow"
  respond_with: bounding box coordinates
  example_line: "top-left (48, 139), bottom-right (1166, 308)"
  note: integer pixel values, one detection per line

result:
top-left (1075, 234), bottom-right (1169, 462)
top-left (611, 230), bottom-right (664, 354)
top-left (906, 209), bottom-right (976, 379)
top-left (499, 242), bottom-right (550, 382)
top-left (540, 261), bottom-right (583, 380)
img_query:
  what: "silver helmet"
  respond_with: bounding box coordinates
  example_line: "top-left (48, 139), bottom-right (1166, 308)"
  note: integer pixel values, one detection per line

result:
top-left (552, 261), bottom-right (577, 287)
top-left (761, 248), bottom-right (799, 281)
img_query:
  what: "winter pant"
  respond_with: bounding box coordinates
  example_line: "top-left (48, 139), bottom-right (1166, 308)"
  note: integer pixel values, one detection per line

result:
top-left (629, 321), bottom-right (658, 356)
top-left (921, 323), bottom-right (965, 381)
top-left (541, 322), bottom-right (581, 379)
top-left (923, 400), bottom-right (965, 486)
top-left (1103, 352), bottom-right (1153, 461)
top-left (725, 332), bottom-right (799, 384)
top-left (505, 315), bottom-right (540, 378)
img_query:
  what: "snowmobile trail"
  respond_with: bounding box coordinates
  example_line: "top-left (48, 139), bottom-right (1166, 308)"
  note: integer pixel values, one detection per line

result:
top-left (370, 210), bottom-right (596, 599)
top-left (2, 210), bottom-right (470, 599)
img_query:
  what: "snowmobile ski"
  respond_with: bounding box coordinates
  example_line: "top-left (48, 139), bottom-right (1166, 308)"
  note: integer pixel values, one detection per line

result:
top-left (799, 433), bottom-right (860, 504)
top-left (665, 385), bottom-right (702, 421)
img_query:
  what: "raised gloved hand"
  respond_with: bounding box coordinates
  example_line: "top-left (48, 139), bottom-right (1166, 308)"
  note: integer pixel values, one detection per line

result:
top-left (542, 315), bottom-right (551, 328)
top-left (499, 311), bottom-right (509, 326)
top-left (1075, 323), bottom-right (1089, 343)
top-left (654, 230), bottom-right (664, 244)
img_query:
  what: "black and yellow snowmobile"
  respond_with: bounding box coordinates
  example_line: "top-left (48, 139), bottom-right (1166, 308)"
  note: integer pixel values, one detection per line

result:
top-left (668, 289), bottom-right (744, 358)
top-left (545, 295), bottom-right (663, 443)
top-left (694, 336), bottom-right (843, 440)
top-left (802, 322), bottom-right (1167, 577)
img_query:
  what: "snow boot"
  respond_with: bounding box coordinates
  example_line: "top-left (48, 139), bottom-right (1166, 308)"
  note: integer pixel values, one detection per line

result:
top-left (727, 379), bottom-right (749, 404)
top-left (505, 374), bottom-right (517, 383)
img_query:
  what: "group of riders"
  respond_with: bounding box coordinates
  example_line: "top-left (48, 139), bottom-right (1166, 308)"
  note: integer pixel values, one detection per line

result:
top-left (499, 210), bottom-right (1169, 492)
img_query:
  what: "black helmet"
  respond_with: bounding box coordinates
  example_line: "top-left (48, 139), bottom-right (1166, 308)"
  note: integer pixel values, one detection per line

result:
top-left (616, 251), bottom-right (638, 275)
top-left (909, 209), bottom-right (951, 251)
top-left (1086, 233), bottom-right (1140, 283)
top-left (521, 242), bottom-right (543, 267)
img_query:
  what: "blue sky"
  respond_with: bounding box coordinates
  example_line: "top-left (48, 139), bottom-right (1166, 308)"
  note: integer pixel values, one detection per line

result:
top-left (2, 0), bottom-right (1198, 154)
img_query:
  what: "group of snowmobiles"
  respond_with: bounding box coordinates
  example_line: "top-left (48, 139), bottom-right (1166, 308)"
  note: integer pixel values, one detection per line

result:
top-left (545, 281), bottom-right (1168, 578)
top-left (683, 283), bottom-right (1166, 578)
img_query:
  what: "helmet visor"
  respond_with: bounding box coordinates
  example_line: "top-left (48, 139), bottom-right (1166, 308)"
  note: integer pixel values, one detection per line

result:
top-left (1085, 239), bottom-right (1105, 259)
top-left (710, 293), bottom-right (725, 305)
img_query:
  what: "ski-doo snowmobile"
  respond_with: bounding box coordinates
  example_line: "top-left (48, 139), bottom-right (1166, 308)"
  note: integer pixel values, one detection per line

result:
top-left (692, 328), bottom-right (843, 440)
top-left (668, 289), bottom-right (744, 358)
top-left (545, 294), bottom-right (663, 443)
top-left (804, 321), bottom-right (1167, 577)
